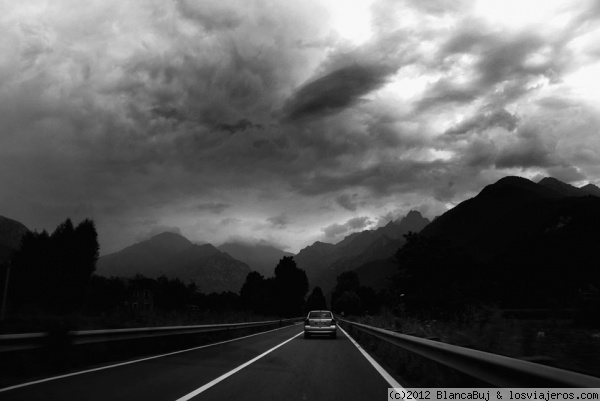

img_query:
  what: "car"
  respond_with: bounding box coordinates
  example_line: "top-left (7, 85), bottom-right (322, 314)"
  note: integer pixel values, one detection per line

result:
top-left (304, 310), bottom-right (337, 339)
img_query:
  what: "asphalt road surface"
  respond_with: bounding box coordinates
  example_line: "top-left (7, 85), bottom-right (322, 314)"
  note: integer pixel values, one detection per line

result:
top-left (0, 324), bottom-right (400, 400)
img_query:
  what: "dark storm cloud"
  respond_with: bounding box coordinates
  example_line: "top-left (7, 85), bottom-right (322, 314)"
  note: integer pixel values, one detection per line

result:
top-left (281, 20), bottom-right (417, 123)
top-left (216, 119), bottom-right (264, 134)
top-left (282, 64), bottom-right (393, 122)
top-left (3, 0), bottom-right (600, 254)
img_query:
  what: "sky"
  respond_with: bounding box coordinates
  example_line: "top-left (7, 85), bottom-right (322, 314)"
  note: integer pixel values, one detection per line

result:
top-left (2, 0), bottom-right (600, 254)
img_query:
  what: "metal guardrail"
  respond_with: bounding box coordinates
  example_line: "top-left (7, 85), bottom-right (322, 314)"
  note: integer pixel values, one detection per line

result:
top-left (339, 318), bottom-right (600, 388)
top-left (0, 317), bottom-right (303, 353)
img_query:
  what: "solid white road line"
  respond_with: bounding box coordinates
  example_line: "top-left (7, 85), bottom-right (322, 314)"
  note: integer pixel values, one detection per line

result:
top-left (175, 331), bottom-right (303, 401)
top-left (338, 325), bottom-right (405, 390)
top-left (0, 323), bottom-right (302, 393)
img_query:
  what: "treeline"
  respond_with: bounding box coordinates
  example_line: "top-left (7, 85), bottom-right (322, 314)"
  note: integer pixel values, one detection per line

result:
top-left (240, 256), bottom-right (311, 317)
top-left (1, 220), bottom-right (318, 323)
top-left (330, 271), bottom-right (381, 316)
top-left (7, 218), bottom-right (99, 314)
top-left (87, 256), bottom-right (313, 318)
top-left (1, 216), bottom-right (390, 325)
top-left (383, 232), bottom-right (600, 324)
top-left (85, 274), bottom-right (239, 314)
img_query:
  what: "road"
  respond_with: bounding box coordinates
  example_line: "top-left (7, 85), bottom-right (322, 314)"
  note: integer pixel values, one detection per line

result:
top-left (0, 324), bottom-right (400, 400)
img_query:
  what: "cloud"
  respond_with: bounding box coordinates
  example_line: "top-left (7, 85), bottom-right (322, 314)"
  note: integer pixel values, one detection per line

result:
top-left (267, 213), bottom-right (292, 228)
top-left (176, 0), bottom-right (243, 32)
top-left (220, 217), bottom-right (242, 226)
top-left (282, 64), bottom-right (393, 122)
top-left (135, 225), bottom-right (182, 242)
top-left (416, 81), bottom-right (481, 112)
top-left (321, 216), bottom-right (374, 242)
top-left (2, 0), bottom-right (600, 255)
top-left (336, 193), bottom-right (360, 211)
top-left (546, 166), bottom-right (586, 183)
top-left (194, 203), bottom-right (231, 214)
top-left (220, 235), bottom-right (290, 251)
top-left (444, 107), bottom-right (519, 136)
top-left (216, 119), bottom-right (264, 134)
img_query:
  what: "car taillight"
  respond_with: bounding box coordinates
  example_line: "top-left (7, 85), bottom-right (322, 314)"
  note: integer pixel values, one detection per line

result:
top-left (305, 319), bottom-right (309, 325)
top-left (331, 318), bottom-right (336, 325)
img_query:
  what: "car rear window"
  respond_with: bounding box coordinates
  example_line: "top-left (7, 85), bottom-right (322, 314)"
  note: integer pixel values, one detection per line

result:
top-left (308, 311), bottom-right (332, 318)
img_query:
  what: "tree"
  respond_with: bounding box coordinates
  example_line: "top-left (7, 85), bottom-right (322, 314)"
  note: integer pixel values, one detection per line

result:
top-left (10, 229), bottom-right (51, 309)
top-left (333, 291), bottom-right (361, 315)
top-left (390, 232), bottom-right (479, 316)
top-left (273, 256), bottom-right (309, 317)
top-left (9, 218), bottom-right (100, 314)
top-left (331, 271), bottom-right (359, 313)
top-left (154, 275), bottom-right (190, 311)
top-left (240, 271), bottom-right (271, 314)
top-left (331, 270), bottom-right (380, 315)
top-left (306, 286), bottom-right (327, 311)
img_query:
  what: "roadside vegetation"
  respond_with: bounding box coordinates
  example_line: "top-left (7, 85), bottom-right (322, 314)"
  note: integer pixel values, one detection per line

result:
top-left (0, 219), bottom-right (311, 334)
top-left (2, 217), bottom-right (599, 384)
top-left (329, 231), bottom-right (600, 384)
top-left (343, 307), bottom-right (600, 386)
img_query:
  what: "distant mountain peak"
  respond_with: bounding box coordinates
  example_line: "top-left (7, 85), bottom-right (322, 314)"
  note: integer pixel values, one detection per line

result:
top-left (0, 215), bottom-right (29, 263)
top-left (97, 232), bottom-right (250, 293)
top-left (305, 241), bottom-right (335, 249)
top-left (580, 183), bottom-right (600, 197)
top-left (496, 176), bottom-right (534, 185)
top-left (0, 215), bottom-right (29, 248)
top-left (148, 231), bottom-right (189, 241)
top-left (478, 175), bottom-right (562, 200)
top-left (394, 210), bottom-right (430, 234)
top-left (538, 176), bottom-right (562, 184)
top-left (145, 231), bottom-right (192, 250)
top-left (218, 241), bottom-right (294, 277)
top-left (402, 210), bottom-right (426, 222)
top-left (538, 176), bottom-right (596, 197)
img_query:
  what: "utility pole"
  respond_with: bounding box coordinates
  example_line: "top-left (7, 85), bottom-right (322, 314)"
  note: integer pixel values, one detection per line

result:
top-left (0, 261), bottom-right (10, 322)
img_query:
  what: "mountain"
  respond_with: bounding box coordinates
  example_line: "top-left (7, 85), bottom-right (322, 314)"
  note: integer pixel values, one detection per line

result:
top-left (419, 176), bottom-right (563, 258)
top-left (581, 183), bottom-right (600, 197)
top-left (405, 176), bottom-right (600, 309)
top-left (294, 211), bottom-right (430, 293)
top-left (97, 232), bottom-right (251, 293)
top-left (0, 215), bottom-right (29, 263)
top-left (330, 211), bottom-right (431, 273)
top-left (218, 242), bottom-right (294, 277)
top-left (294, 241), bottom-right (337, 282)
top-left (338, 211), bottom-right (431, 292)
top-left (538, 177), bottom-right (589, 197)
